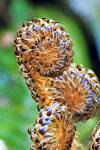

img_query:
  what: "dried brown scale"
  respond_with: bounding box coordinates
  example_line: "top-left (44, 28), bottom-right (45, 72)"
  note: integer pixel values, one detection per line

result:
top-left (14, 18), bottom-right (73, 78)
top-left (49, 63), bottom-right (100, 121)
top-left (14, 18), bottom-right (73, 109)
top-left (28, 103), bottom-right (75, 150)
top-left (89, 121), bottom-right (100, 150)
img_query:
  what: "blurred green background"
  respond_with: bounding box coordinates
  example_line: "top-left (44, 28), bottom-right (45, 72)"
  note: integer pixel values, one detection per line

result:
top-left (0, 0), bottom-right (100, 150)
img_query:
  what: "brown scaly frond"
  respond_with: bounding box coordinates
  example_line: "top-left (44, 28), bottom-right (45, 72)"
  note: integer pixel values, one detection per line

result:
top-left (49, 63), bottom-right (100, 121)
top-left (28, 102), bottom-right (75, 150)
top-left (14, 17), bottom-right (73, 108)
top-left (14, 17), bottom-right (73, 78)
top-left (89, 121), bottom-right (100, 150)
top-left (13, 17), bottom-right (100, 150)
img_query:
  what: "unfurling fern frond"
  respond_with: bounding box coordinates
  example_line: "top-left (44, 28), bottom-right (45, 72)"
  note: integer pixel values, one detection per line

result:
top-left (14, 17), bottom-right (100, 150)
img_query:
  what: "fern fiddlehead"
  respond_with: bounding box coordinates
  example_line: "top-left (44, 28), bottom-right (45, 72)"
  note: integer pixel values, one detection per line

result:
top-left (14, 18), bottom-right (100, 150)
top-left (89, 121), bottom-right (100, 150)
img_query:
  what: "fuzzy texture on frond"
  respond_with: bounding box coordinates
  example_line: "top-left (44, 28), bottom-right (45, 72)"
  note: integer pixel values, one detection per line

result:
top-left (14, 17), bottom-right (100, 150)
top-left (49, 63), bottom-right (100, 121)
top-left (89, 121), bottom-right (100, 150)
top-left (28, 102), bottom-right (75, 150)
top-left (14, 18), bottom-right (73, 78)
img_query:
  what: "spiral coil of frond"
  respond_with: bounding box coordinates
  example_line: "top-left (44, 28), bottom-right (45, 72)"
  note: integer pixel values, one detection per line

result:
top-left (14, 17), bottom-right (100, 150)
